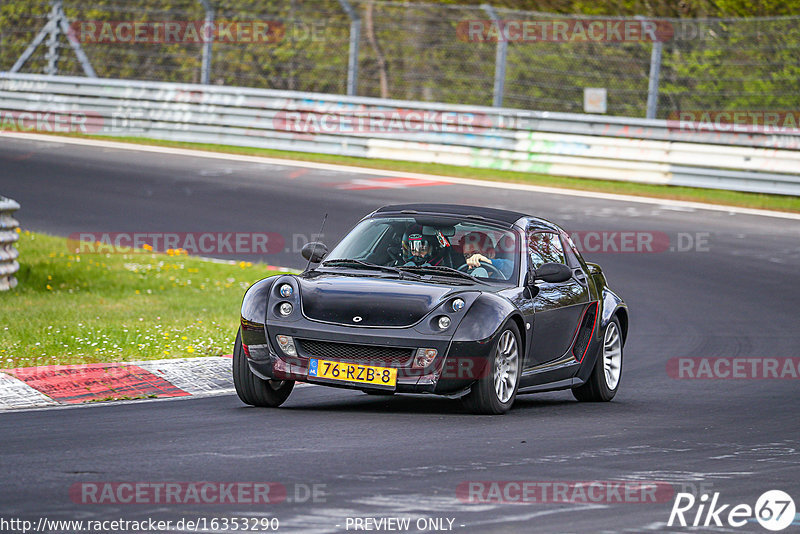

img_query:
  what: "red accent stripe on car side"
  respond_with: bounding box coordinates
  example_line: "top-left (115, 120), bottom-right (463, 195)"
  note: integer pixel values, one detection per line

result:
top-left (572, 301), bottom-right (599, 363)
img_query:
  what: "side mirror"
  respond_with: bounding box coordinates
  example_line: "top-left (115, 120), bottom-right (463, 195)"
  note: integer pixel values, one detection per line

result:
top-left (301, 241), bottom-right (328, 264)
top-left (532, 262), bottom-right (572, 284)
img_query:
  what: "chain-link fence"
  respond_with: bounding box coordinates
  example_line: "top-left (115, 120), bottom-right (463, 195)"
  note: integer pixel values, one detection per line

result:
top-left (2, 0), bottom-right (798, 119)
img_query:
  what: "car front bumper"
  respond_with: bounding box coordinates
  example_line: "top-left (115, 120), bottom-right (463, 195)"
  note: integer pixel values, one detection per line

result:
top-left (244, 322), bottom-right (496, 395)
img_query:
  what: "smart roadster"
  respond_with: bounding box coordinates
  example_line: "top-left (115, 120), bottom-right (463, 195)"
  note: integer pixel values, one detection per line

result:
top-left (233, 204), bottom-right (628, 414)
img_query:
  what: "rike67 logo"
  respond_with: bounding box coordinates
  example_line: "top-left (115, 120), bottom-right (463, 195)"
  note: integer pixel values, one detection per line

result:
top-left (668, 490), bottom-right (796, 531)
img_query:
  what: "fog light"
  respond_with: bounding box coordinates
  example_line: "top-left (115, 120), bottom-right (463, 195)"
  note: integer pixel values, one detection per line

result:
top-left (414, 347), bottom-right (438, 368)
top-left (279, 302), bottom-right (293, 316)
top-left (276, 335), bottom-right (297, 356)
top-left (437, 316), bottom-right (451, 330)
top-left (452, 298), bottom-right (465, 312)
top-left (279, 284), bottom-right (293, 298)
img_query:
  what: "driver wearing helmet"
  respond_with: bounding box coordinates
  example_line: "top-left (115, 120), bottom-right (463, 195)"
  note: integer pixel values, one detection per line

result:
top-left (402, 225), bottom-right (445, 266)
top-left (459, 231), bottom-right (514, 279)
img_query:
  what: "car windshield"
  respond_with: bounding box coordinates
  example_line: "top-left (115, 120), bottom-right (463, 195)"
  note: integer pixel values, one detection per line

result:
top-left (324, 216), bottom-right (520, 283)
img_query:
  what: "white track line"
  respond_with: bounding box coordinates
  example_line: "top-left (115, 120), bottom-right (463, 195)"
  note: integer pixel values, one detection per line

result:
top-left (5, 132), bottom-right (800, 221)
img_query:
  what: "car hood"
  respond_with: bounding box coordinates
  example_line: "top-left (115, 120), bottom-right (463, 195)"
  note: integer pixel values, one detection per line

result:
top-left (297, 273), bottom-right (458, 327)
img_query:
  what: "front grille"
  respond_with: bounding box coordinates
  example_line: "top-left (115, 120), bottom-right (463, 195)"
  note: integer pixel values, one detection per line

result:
top-left (297, 339), bottom-right (414, 367)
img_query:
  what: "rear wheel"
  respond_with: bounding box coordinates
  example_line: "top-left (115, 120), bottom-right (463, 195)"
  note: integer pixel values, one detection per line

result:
top-left (462, 322), bottom-right (521, 415)
top-left (233, 329), bottom-right (294, 407)
top-left (572, 316), bottom-right (623, 402)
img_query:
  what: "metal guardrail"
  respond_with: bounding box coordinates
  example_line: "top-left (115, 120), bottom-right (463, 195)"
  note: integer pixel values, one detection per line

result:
top-left (1, 73), bottom-right (799, 195)
top-left (0, 196), bottom-right (21, 291)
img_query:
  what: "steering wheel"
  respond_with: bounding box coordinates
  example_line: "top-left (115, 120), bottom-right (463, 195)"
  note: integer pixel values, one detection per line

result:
top-left (458, 260), bottom-right (505, 279)
top-left (386, 246), bottom-right (403, 265)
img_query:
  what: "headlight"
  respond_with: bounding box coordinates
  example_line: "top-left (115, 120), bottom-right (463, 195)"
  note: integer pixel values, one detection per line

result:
top-left (452, 298), bottom-right (465, 312)
top-left (279, 284), bottom-right (293, 298)
top-left (276, 335), bottom-right (297, 356)
top-left (279, 302), bottom-right (293, 316)
top-left (437, 316), bottom-right (451, 330)
top-left (414, 348), bottom-right (438, 368)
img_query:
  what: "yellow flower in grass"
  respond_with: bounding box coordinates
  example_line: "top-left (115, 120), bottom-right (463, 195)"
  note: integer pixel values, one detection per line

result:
top-left (143, 243), bottom-right (153, 252)
top-left (186, 346), bottom-right (195, 353)
top-left (46, 284), bottom-right (52, 290)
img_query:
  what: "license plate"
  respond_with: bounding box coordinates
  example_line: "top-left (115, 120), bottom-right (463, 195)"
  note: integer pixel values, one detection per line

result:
top-left (308, 358), bottom-right (397, 388)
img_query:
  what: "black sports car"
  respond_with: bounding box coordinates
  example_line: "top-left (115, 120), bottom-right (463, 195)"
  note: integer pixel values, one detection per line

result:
top-left (233, 204), bottom-right (628, 414)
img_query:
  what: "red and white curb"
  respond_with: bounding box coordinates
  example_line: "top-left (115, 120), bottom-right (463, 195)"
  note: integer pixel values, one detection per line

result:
top-left (0, 356), bottom-right (234, 411)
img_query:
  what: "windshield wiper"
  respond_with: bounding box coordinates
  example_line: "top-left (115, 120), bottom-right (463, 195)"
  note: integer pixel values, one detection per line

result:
top-left (321, 259), bottom-right (421, 279)
top-left (398, 265), bottom-right (487, 284)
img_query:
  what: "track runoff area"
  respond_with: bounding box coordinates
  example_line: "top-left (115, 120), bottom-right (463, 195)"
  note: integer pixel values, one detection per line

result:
top-left (0, 133), bottom-right (798, 533)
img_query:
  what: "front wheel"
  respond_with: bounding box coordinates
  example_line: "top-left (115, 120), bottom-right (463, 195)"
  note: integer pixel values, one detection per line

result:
top-left (232, 329), bottom-right (294, 407)
top-left (461, 321), bottom-right (522, 415)
top-left (572, 316), bottom-right (623, 402)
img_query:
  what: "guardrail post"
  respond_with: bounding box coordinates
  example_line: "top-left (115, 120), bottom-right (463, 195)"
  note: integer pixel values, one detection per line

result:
top-left (0, 196), bottom-right (21, 291)
top-left (481, 4), bottom-right (507, 108)
top-left (646, 40), bottom-right (663, 119)
top-left (199, 0), bottom-right (214, 85)
top-left (338, 0), bottom-right (361, 96)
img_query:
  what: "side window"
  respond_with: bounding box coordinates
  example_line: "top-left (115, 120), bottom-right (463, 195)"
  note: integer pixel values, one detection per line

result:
top-left (528, 231), bottom-right (566, 269)
top-left (559, 231), bottom-right (581, 268)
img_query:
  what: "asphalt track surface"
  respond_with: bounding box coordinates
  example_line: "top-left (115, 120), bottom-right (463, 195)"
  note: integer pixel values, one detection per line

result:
top-left (1, 135), bottom-right (799, 533)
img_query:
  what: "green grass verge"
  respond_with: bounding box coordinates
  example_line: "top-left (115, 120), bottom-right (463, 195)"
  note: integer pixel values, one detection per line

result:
top-left (0, 230), bottom-right (284, 369)
top-left (47, 132), bottom-right (800, 213)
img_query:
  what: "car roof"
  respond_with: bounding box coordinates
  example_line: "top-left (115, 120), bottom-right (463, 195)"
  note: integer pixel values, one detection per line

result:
top-left (372, 203), bottom-right (560, 231)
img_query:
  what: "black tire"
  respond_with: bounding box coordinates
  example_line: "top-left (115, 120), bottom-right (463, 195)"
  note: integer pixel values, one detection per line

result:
top-left (461, 321), bottom-right (522, 415)
top-left (232, 329), bottom-right (294, 407)
top-left (572, 316), bottom-right (623, 402)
